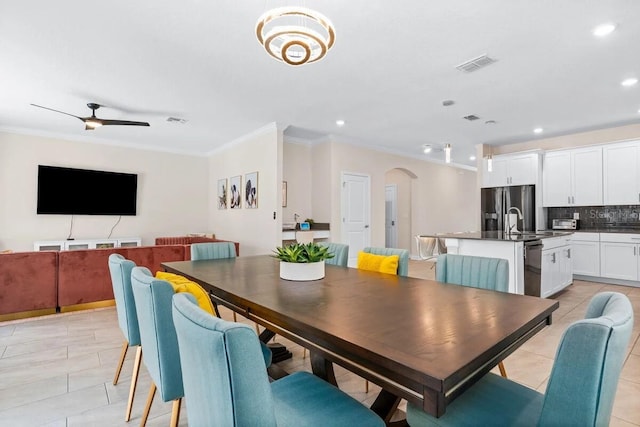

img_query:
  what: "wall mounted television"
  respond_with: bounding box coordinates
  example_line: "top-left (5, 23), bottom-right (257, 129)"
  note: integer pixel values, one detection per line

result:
top-left (37, 165), bottom-right (138, 215)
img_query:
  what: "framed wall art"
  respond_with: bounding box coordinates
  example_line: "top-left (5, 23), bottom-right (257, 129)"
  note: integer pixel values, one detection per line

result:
top-left (217, 178), bottom-right (227, 209)
top-left (229, 175), bottom-right (242, 209)
top-left (245, 171), bottom-right (258, 208)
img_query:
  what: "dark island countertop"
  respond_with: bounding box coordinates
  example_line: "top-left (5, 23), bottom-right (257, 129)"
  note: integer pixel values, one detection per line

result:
top-left (421, 231), bottom-right (573, 242)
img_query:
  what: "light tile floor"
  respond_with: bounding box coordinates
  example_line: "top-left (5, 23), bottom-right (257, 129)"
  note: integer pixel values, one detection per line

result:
top-left (1, 260), bottom-right (639, 426)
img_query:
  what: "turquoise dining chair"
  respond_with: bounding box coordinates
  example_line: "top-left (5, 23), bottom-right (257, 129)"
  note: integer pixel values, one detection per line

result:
top-left (130, 266), bottom-right (184, 427)
top-left (318, 242), bottom-right (349, 267)
top-left (171, 292), bottom-right (386, 427)
top-left (435, 253), bottom-right (510, 377)
top-left (190, 240), bottom-right (241, 322)
top-left (108, 254), bottom-right (142, 422)
top-left (191, 241), bottom-right (237, 260)
top-left (406, 291), bottom-right (634, 427)
top-left (362, 247), bottom-right (410, 277)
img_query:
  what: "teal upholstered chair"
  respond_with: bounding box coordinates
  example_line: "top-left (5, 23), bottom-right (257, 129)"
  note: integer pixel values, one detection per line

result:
top-left (318, 242), bottom-right (349, 267)
top-left (435, 253), bottom-right (510, 377)
top-left (435, 253), bottom-right (509, 292)
top-left (407, 291), bottom-right (634, 427)
top-left (191, 241), bottom-right (237, 260)
top-left (362, 247), bottom-right (410, 277)
top-left (108, 254), bottom-right (142, 422)
top-left (171, 292), bottom-right (385, 427)
top-left (191, 241), bottom-right (238, 321)
top-left (130, 267), bottom-right (184, 427)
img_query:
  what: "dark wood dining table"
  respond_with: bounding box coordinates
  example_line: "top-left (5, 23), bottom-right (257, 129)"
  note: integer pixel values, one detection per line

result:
top-left (161, 255), bottom-right (558, 424)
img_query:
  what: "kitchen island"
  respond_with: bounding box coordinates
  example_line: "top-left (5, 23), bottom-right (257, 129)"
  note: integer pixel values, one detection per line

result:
top-left (423, 231), bottom-right (573, 297)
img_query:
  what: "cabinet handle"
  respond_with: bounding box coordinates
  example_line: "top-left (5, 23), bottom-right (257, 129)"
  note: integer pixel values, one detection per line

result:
top-left (567, 248), bottom-right (571, 259)
top-left (568, 196), bottom-right (571, 204)
top-left (572, 196), bottom-right (575, 204)
top-left (635, 247), bottom-right (637, 256)
top-left (551, 253), bottom-right (556, 263)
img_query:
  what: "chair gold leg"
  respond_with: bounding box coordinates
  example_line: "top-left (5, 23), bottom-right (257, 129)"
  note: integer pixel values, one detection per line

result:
top-left (303, 348), bottom-right (307, 359)
top-left (233, 312), bottom-right (237, 322)
top-left (255, 323), bottom-right (260, 334)
top-left (170, 398), bottom-right (182, 427)
top-left (125, 346), bottom-right (142, 421)
top-left (365, 379), bottom-right (369, 393)
top-left (140, 382), bottom-right (156, 427)
top-left (113, 340), bottom-right (129, 385)
top-left (498, 361), bottom-right (508, 378)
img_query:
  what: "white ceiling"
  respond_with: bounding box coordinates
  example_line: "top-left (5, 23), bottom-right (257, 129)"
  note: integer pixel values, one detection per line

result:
top-left (1, 1), bottom-right (639, 168)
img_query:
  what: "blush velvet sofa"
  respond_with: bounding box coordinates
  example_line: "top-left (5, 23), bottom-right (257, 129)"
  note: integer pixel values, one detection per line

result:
top-left (0, 239), bottom-right (239, 320)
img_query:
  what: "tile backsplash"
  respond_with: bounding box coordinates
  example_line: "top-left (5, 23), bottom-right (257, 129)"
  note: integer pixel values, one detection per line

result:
top-left (547, 205), bottom-right (640, 230)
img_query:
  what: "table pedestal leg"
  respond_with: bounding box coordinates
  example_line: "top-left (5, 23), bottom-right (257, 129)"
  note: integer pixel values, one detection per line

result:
top-left (310, 351), bottom-right (338, 386)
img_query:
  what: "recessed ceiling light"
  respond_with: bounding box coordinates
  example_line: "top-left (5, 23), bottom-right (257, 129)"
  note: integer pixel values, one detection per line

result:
top-left (621, 78), bottom-right (638, 87)
top-left (336, 119), bottom-right (345, 126)
top-left (534, 128), bottom-right (544, 134)
top-left (593, 23), bottom-right (616, 37)
top-left (423, 144), bottom-right (432, 154)
top-left (469, 155), bottom-right (476, 161)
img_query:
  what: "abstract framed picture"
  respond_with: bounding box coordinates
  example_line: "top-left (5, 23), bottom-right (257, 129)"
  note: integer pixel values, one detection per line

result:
top-left (217, 178), bottom-right (227, 209)
top-left (245, 171), bottom-right (258, 208)
top-left (229, 175), bottom-right (242, 209)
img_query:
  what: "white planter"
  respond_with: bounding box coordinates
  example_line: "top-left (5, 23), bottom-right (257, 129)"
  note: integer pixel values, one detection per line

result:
top-left (279, 260), bottom-right (325, 281)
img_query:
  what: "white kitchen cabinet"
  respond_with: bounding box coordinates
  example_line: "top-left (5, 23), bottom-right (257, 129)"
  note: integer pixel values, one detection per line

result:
top-left (571, 232), bottom-right (600, 277)
top-left (540, 236), bottom-right (573, 298)
top-left (603, 140), bottom-right (640, 205)
top-left (600, 233), bottom-right (640, 281)
top-left (543, 147), bottom-right (603, 206)
top-left (481, 153), bottom-right (539, 188)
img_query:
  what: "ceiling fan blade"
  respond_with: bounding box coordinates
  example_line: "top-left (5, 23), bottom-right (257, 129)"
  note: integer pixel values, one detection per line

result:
top-left (98, 119), bottom-right (150, 127)
top-left (31, 103), bottom-right (82, 119)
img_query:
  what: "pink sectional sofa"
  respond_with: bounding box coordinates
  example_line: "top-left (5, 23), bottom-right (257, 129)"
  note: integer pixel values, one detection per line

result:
top-left (0, 238), bottom-right (239, 319)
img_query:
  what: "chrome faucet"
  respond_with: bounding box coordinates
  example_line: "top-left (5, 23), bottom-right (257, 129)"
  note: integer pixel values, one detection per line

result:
top-left (506, 207), bottom-right (524, 235)
top-left (294, 213), bottom-right (300, 223)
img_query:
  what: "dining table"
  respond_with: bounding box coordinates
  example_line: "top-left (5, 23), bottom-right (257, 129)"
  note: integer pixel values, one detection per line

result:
top-left (161, 255), bottom-right (558, 425)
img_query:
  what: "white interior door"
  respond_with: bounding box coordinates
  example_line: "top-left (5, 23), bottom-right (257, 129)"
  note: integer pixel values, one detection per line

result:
top-left (385, 184), bottom-right (398, 248)
top-left (341, 172), bottom-right (371, 267)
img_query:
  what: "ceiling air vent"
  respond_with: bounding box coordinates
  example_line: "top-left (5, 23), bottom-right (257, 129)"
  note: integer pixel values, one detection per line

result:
top-left (463, 114), bottom-right (480, 121)
top-left (166, 117), bottom-right (188, 124)
top-left (456, 54), bottom-right (497, 73)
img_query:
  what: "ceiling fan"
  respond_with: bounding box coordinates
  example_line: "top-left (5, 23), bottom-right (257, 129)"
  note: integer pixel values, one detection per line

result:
top-left (31, 102), bottom-right (150, 130)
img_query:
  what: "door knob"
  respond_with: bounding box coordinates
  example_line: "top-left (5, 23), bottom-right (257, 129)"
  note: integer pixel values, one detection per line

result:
top-left (364, 225), bottom-right (370, 228)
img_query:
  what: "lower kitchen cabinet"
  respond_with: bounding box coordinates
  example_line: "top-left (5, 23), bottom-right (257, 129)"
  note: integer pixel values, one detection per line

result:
top-left (600, 241), bottom-right (639, 281)
top-left (571, 233), bottom-right (600, 277)
top-left (541, 237), bottom-right (573, 298)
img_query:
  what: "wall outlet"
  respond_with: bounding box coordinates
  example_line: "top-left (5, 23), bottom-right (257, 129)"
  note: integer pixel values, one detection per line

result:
top-left (573, 212), bottom-right (580, 220)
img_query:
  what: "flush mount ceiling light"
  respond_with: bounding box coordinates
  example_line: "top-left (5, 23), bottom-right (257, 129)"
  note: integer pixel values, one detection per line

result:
top-left (593, 23), bottom-right (616, 37)
top-left (336, 119), bottom-right (345, 126)
top-left (255, 6), bottom-right (336, 66)
top-left (621, 78), bottom-right (638, 87)
top-left (534, 127), bottom-right (544, 134)
top-left (444, 144), bottom-right (452, 163)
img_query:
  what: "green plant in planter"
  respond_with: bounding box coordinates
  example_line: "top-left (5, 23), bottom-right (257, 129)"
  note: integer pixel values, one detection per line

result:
top-left (272, 242), bottom-right (334, 263)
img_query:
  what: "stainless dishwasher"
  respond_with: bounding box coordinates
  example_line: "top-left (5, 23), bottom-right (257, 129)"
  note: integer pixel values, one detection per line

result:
top-left (524, 239), bottom-right (543, 297)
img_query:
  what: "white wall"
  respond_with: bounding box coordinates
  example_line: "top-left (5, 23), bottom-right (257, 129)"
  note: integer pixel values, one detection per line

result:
top-left (280, 139), bottom-right (478, 255)
top-left (0, 131), bottom-right (209, 252)
top-left (282, 141), bottom-right (312, 224)
top-left (208, 124), bottom-right (282, 256)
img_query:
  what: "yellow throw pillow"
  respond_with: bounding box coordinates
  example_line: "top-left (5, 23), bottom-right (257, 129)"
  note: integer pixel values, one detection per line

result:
top-left (357, 252), bottom-right (399, 275)
top-left (155, 271), bottom-right (215, 315)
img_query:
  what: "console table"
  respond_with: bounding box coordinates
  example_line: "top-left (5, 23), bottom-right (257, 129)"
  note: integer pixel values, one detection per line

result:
top-left (34, 237), bottom-right (141, 251)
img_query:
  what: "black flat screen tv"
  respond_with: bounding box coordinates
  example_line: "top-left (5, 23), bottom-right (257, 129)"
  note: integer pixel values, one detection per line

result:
top-left (37, 165), bottom-right (138, 215)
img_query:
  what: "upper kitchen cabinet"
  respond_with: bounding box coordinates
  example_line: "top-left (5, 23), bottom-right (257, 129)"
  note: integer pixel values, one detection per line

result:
top-left (543, 146), bottom-right (603, 207)
top-left (481, 152), bottom-right (540, 188)
top-left (603, 140), bottom-right (640, 205)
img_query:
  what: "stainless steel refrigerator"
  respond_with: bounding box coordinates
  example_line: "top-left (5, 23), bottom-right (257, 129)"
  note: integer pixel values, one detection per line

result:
top-left (481, 185), bottom-right (536, 233)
